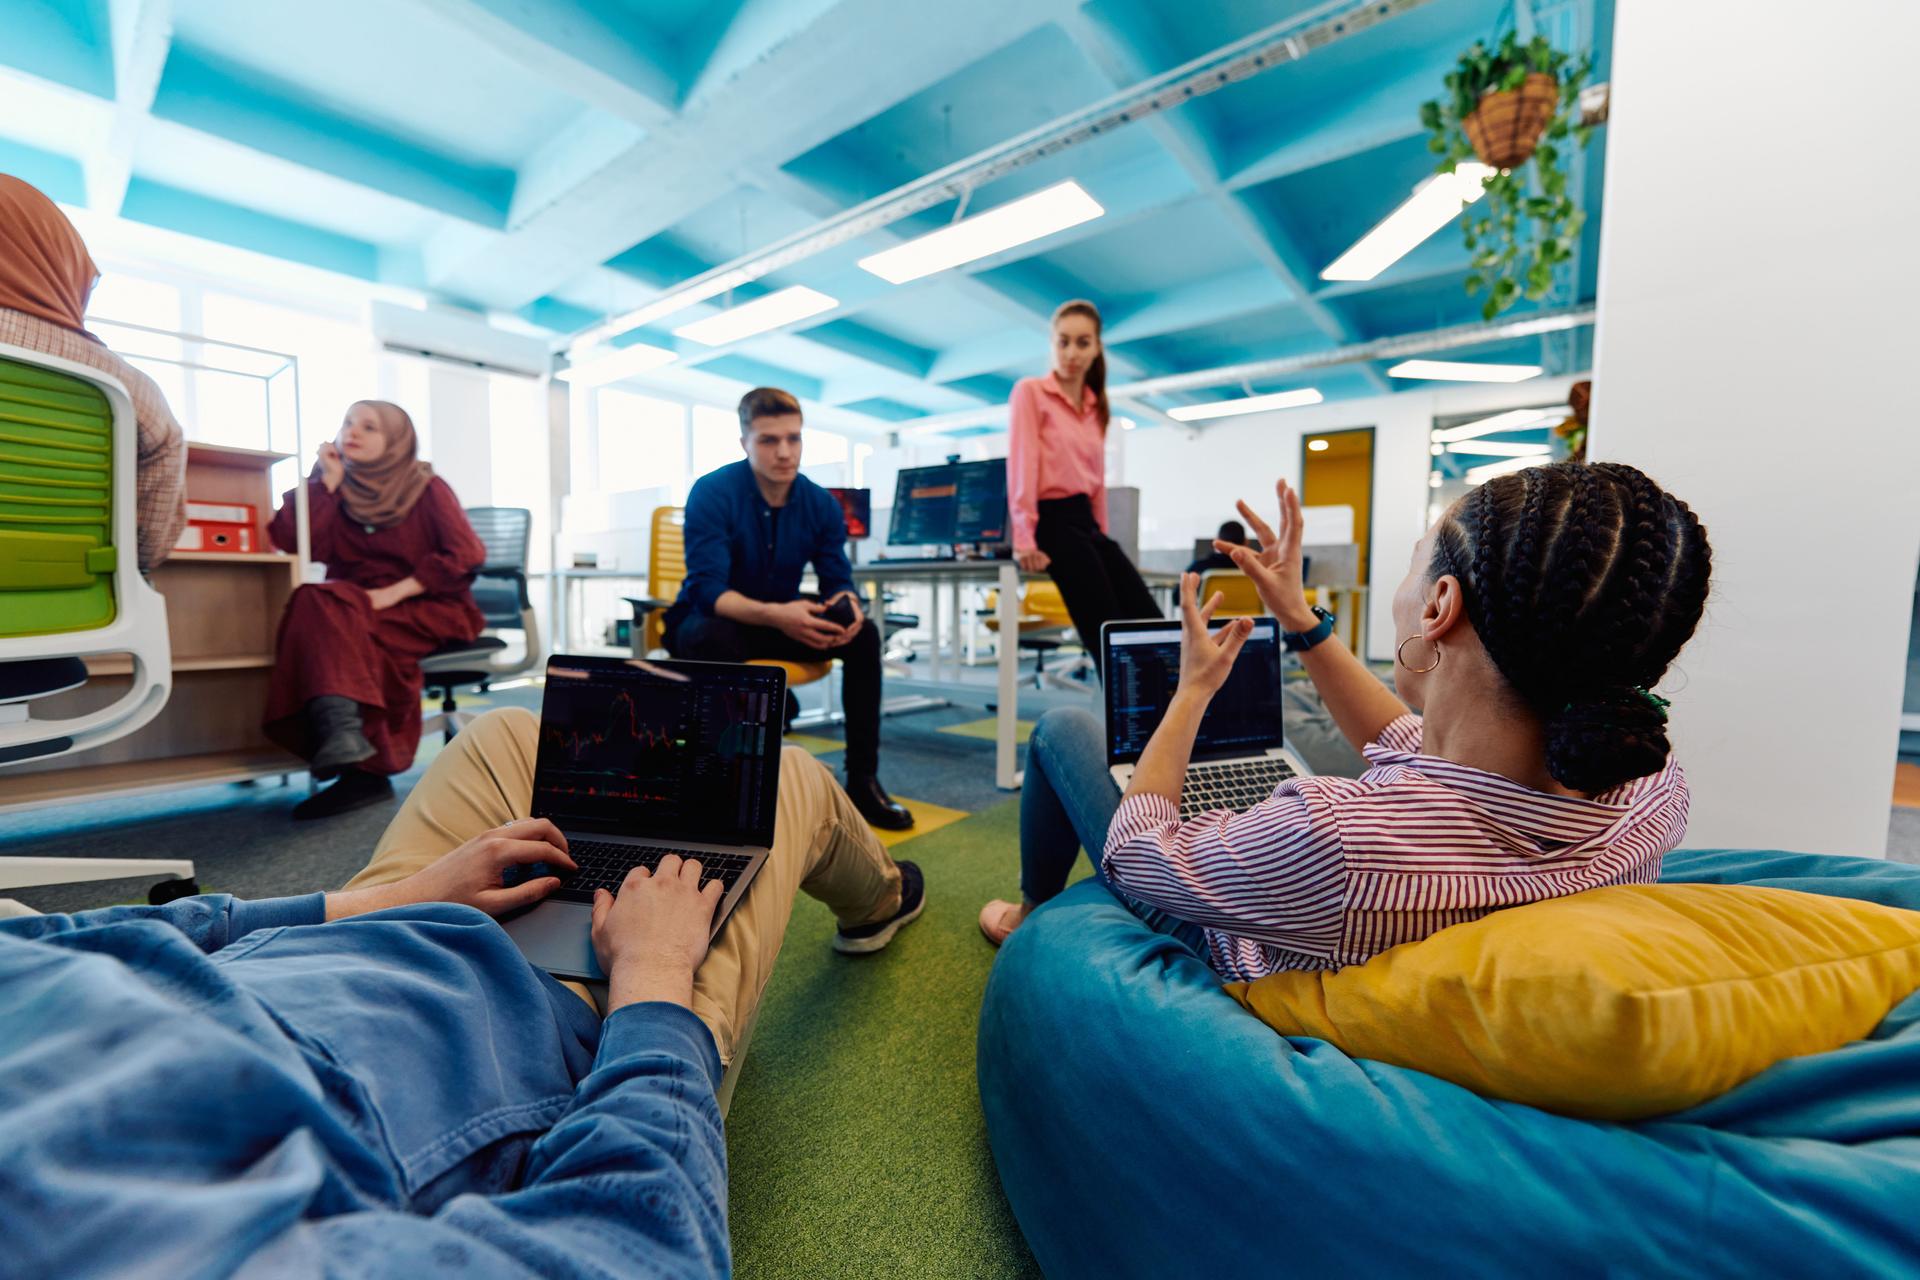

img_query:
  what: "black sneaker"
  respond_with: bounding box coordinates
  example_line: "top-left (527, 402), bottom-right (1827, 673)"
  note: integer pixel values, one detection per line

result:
top-left (833, 860), bottom-right (925, 955)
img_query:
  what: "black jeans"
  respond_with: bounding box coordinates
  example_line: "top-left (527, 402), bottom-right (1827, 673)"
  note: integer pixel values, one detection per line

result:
top-left (666, 611), bottom-right (884, 778)
top-left (1035, 494), bottom-right (1161, 679)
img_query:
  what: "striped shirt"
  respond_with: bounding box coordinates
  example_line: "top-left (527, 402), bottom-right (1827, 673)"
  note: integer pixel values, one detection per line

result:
top-left (1, 308), bottom-right (188, 570)
top-left (1103, 714), bottom-right (1690, 980)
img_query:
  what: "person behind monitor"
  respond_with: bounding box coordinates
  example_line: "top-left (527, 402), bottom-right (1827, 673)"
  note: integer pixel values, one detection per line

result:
top-left (664, 386), bottom-right (913, 831)
top-left (1007, 299), bottom-right (1159, 680)
top-left (262, 401), bottom-right (486, 820)
top-left (1185, 520), bottom-right (1248, 576)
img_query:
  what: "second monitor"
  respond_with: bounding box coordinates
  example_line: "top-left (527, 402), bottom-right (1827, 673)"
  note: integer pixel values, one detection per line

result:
top-left (888, 458), bottom-right (1008, 549)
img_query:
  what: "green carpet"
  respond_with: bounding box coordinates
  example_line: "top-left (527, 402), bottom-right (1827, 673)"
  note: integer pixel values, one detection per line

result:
top-left (723, 796), bottom-right (1042, 1278)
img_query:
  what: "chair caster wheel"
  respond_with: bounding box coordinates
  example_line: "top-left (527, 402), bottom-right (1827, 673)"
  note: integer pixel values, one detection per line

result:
top-left (149, 877), bottom-right (200, 905)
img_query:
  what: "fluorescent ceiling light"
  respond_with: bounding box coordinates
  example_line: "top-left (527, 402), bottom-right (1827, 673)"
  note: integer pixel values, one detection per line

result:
top-left (555, 341), bottom-right (677, 386)
top-left (858, 180), bottom-right (1106, 284)
top-left (1321, 163), bottom-right (1495, 282)
top-left (674, 285), bottom-right (838, 346)
top-left (1432, 408), bottom-right (1558, 444)
top-left (1388, 359), bottom-right (1542, 382)
top-left (1464, 455), bottom-right (1541, 486)
top-left (1306, 438), bottom-right (1330, 452)
top-left (570, 270), bottom-right (754, 354)
top-left (1167, 388), bottom-right (1323, 422)
top-left (1445, 440), bottom-right (1552, 458)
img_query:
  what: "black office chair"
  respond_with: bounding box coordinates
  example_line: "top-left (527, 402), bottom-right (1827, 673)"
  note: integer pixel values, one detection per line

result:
top-left (420, 507), bottom-right (542, 742)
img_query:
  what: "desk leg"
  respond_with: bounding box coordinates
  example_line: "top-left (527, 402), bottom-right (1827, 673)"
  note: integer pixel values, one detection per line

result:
top-left (996, 562), bottom-right (1020, 790)
top-left (929, 580), bottom-right (943, 680)
top-left (949, 579), bottom-right (963, 672)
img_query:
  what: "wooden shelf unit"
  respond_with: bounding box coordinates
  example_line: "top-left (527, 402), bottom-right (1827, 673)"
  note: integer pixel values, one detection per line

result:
top-left (0, 444), bottom-right (307, 810)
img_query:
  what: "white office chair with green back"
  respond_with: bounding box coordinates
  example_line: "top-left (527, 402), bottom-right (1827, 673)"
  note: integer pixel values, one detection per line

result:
top-left (0, 342), bottom-right (194, 898)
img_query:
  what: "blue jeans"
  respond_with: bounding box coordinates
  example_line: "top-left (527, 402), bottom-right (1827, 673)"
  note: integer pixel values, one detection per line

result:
top-left (1020, 707), bottom-right (1208, 955)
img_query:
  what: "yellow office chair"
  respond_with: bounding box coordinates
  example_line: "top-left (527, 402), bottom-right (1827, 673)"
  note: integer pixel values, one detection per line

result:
top-left (1196, 570), bottom-right (1263, 618)
top-left (623, 504), bottom-right (833, 695)
top-left (983, 580), bottom-right (1093, 689)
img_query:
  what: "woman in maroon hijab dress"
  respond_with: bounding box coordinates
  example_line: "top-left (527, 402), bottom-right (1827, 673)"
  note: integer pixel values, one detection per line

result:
top-left (264, 401), bottom-right (485, 819)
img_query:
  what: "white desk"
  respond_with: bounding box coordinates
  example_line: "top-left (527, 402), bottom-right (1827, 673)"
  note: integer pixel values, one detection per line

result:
top-left (850, 561), bottom-right (1181, 790)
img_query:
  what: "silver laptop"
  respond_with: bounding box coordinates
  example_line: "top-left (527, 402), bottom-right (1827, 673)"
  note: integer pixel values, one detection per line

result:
top-left (1101, 617), bottom-right (1311, 821)
top-left (502, 655), bottom-right (785, 981)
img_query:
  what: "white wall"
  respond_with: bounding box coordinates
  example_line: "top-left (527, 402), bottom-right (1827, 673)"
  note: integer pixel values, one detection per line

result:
top-left (1121, 377), bottom-right (1586, 661)
top-left (421, 363), bottom-right (494, 507)
top-left (1589, 0), bottom-right (1920, 855)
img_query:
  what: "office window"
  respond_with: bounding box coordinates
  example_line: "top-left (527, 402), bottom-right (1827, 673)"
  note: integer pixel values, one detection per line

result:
top-left (691, 404), bottom-right (740, 481)
top-left (490, 374), bottom-right (551, 572)
top-left (84, 273), bottom-right (189, 419)
top-left (201, 291), bottom-right (378, 459)
top-left (596, 388), bottom-right (685, 493)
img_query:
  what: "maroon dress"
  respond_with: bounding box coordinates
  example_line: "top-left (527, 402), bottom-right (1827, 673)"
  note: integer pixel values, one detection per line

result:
top-left (263, 476), bottom-right (486, 775)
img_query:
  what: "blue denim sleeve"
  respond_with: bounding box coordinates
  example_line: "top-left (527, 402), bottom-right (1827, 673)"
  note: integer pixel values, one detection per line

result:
top-left (0, 893), bottom-right (326, 953)
top-left (680, 476), bottom-right (733, 616)
top-left (235, 1001), bottom-right (730, 1279)
top-left (811, 487), bottom-right (855, 602)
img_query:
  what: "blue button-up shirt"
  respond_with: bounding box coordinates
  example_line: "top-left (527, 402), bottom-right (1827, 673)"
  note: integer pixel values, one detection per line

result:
top-left (0, 896), bottom-right (729, 1277)
top-left (667, 460), bottom-right (854, 632)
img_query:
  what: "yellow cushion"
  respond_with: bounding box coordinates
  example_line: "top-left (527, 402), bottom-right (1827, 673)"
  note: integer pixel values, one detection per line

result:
top-left (746, 658), bottom-right (832, 686)
top-left (1225, 884), bottom-right (1920, 1121)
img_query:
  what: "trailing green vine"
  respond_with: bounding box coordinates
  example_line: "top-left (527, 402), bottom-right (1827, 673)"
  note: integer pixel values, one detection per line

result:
top-left (1420, 31), bottom-right (1592, 320)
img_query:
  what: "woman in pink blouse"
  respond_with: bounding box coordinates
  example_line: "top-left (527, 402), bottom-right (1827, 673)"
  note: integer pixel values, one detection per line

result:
top-left (1006, 300), bottom-right (1159, 677)
top-left (980, 461), bottom-right (1712, 966)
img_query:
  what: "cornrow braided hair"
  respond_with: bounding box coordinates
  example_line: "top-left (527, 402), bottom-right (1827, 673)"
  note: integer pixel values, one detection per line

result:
top-left (1430, 461), bottom-right (1712, 794)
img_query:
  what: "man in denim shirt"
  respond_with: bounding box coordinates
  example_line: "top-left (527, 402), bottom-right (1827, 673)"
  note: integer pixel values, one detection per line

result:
top-left (0, 805), bottom-right (909, 1277)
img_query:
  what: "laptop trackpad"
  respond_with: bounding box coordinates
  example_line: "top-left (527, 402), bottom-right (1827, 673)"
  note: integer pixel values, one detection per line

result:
top-left (502, 900), bottom-right (606, 982)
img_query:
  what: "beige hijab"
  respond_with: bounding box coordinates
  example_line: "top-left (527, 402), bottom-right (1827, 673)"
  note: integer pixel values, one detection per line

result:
top-left (0, 174), bottom-right (100, 334)
top-left (326, 400), bottom-right (435, 528)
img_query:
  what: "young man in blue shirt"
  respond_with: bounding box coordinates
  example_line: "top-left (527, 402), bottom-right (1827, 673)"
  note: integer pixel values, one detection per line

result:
top-left (665, 386), bottom-right (913, 830)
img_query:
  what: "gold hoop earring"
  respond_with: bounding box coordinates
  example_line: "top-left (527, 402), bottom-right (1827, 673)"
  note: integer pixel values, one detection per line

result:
top-left (1396, 635), bottom-right (1441, 673)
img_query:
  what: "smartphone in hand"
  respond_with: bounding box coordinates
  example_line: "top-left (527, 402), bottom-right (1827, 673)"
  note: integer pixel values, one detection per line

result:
top-left (820, 596), bottom-right (857, 628)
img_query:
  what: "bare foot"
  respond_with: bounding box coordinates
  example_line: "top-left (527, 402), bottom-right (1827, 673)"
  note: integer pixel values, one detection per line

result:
top-left (978, 899), bottom-right (1031, 947)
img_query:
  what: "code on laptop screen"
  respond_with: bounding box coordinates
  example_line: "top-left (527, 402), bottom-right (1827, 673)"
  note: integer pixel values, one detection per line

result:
top-left (1105, 620), bottom-right (1285, 763)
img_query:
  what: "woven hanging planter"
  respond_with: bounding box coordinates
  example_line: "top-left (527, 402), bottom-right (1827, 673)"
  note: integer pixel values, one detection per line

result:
top-left (1462, 72), bottom-right (1559, 168)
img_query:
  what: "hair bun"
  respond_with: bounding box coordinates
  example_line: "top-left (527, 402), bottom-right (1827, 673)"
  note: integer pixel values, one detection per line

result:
top-left (1543, 687), bottom-right (1672, 794)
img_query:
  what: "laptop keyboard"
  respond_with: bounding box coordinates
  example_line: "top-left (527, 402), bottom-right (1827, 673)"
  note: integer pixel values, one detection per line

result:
top-left (1179, 758), bottom-right (1296, 822)
top-left (546, 838), bottom-right (756, 898)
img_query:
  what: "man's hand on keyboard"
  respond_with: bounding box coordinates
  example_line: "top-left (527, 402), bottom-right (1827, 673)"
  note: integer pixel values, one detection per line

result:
top-left (593, 854), bottom-right (726, 1013)
top-left (326, 819), bottom-right (576, 921)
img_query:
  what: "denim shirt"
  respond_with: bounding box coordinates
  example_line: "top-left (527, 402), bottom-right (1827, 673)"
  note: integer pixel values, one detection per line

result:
top-left (666, 460), bottom-right (854, 632)
top-left (0, 896), bottom-right (729, 1278)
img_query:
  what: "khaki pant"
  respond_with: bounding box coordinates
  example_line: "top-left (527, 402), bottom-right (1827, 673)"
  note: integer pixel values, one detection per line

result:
top-left (345, 707), bottom-right (903, 1070)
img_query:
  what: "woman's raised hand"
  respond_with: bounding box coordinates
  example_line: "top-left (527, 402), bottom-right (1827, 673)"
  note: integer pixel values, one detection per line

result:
top-left (1221, 479), bottom-right (1316, 631)
top-left (1177, 571), bottom-right (1254, 699)
top-left (317, 440), bottom-right (345, 493)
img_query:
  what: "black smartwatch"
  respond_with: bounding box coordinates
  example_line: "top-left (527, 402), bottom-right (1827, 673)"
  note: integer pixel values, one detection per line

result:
top-left (1281, 606), bottom-right (1337, 653)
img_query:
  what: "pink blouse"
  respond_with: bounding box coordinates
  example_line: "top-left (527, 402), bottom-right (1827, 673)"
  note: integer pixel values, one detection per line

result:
top-left (1007, 373), bottom-right (1108, 551)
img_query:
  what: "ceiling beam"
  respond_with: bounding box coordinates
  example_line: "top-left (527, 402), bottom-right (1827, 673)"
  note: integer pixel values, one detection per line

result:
top-left (86, 0), bottom-right (171, 216)
top-left (148, 43), bottom-right (515, 229)
top-left (418, 0), bottom-right (1075, 309)
top-left (402, 0), bottom-right (681, 128)
top-left (1060, 5), bottom-right (1393, 393)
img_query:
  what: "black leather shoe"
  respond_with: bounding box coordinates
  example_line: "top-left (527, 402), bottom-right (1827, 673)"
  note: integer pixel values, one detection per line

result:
top-left (293, 770), bottom-right (395, 821)
top-left (846, 773), bottom-right (914, 830)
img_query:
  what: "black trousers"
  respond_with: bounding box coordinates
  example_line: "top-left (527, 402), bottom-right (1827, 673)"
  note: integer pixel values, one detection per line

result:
top-left (1034, 494), bottom-right (1162, 679)
top-left (666, 612), bottom-right (883, 778)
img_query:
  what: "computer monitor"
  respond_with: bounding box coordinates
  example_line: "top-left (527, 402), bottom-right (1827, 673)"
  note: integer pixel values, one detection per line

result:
top-left (827, 487), bottom-right (871, 539)
top-left (887, 459), bottom-right (1008, 548)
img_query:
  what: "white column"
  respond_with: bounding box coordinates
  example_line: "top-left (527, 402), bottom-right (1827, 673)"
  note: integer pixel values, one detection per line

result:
top-left (1588, 0), bottom-right (1920, 856)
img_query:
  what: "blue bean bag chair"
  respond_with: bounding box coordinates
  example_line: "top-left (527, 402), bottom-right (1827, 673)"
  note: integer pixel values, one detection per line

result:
top-left (977, 850), bottom-right (1920, 1278)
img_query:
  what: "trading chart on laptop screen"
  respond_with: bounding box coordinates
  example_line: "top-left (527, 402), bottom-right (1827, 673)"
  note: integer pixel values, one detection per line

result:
top-left (534, 662), bottom-right (781, 844)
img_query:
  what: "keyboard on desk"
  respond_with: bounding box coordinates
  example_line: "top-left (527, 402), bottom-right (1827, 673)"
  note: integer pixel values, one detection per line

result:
top-left (552, 838), bottom-right (756, 900)
top-left (1178, 757), bottom-right (1296, 822)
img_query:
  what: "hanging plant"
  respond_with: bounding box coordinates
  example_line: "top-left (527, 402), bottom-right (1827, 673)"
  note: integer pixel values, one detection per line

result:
top-left (1420, 31), bottom-right (1592, 321)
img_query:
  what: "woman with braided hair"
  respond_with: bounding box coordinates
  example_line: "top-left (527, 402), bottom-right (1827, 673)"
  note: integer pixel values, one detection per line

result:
top-left (980, 461), bottom-right (1712, 980)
